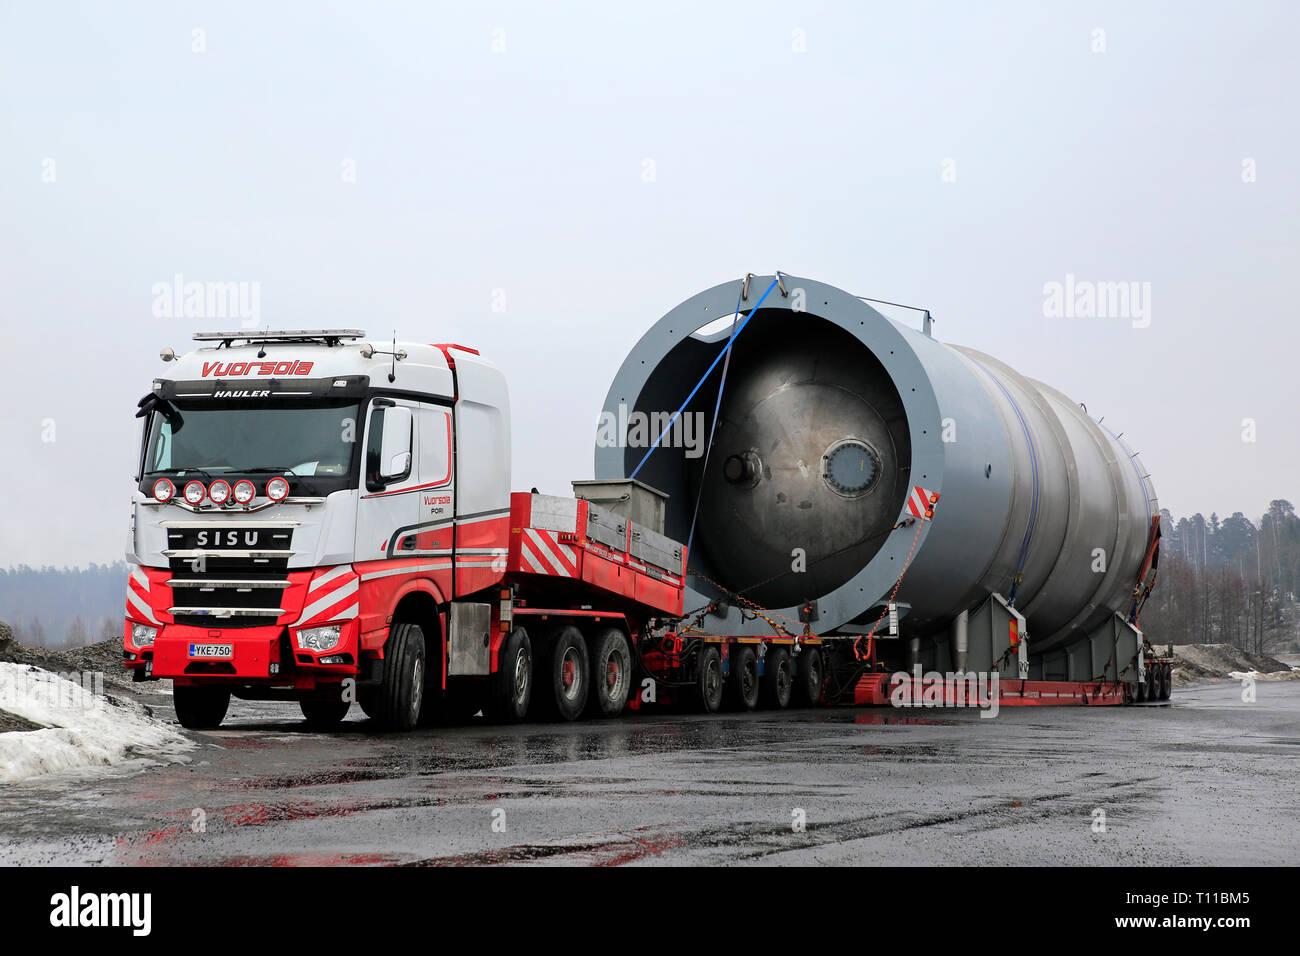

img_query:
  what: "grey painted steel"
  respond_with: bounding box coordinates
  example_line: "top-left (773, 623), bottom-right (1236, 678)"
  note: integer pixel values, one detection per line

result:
top-left (594, 276), bottom-right (1158, 658)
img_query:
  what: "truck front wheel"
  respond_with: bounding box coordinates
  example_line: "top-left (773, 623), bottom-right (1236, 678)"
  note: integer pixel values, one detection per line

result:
top-left (173, 685), bottom-right (231, 730)
top-left (364, 621), bottom-right (426, 731)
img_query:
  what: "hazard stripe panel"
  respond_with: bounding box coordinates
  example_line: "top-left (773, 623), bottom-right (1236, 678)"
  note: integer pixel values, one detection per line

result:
top-left (906, 485), bottom-right (940, 520)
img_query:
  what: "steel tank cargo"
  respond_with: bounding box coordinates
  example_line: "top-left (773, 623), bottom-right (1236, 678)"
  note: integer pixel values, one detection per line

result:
top-left (595, 275), bottom-right (1159, 680)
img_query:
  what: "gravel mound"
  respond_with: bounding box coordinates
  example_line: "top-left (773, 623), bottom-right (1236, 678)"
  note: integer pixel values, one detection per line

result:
top-left (1169, 643), bottom-right (1297, 685)
top-left (0, 632), bottom-right (135, 693)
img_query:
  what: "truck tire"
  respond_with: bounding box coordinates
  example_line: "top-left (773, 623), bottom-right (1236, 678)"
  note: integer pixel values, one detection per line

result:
top-left (586, 626), bottom-right (632, 718)
top-left (726, 644), bottom-right (760, 711)
top-left (1135, 673), bottom-right (1148, 702)
top-left (485, 626), bottom-right (533, 723)
top-left (300, 697), bottom-right (350, 729)
top-left (173, 685), bottom-right (230, 730)
top-left (760, 646), bottom-right (793, 709)
top-left (1160, 664), bottom-right (1173, 700)
top-left (696, 644), bottom-right (723, 713)
top-left (793, 647), bottom-right (824, 707)
top-left (540, 625), bottom-right (589, 721)
top-left (1145, 666), bottom-right (1158, 703)
top-left (366, 621), bottom-right (426, 731)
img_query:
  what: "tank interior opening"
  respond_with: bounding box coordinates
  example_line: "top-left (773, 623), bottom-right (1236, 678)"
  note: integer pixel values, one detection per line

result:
top-left (626, 311), bottom-right (911, 609)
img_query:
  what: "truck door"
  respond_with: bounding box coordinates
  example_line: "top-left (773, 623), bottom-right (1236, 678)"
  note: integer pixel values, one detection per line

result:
top-left (355, 398), bottom-right (422, 564)
top-left (412, 404), bottom-right (455, 555)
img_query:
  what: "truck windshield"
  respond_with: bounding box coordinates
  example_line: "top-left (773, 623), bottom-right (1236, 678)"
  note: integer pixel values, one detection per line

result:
top-left (142, 398), bottom-right (360, 479)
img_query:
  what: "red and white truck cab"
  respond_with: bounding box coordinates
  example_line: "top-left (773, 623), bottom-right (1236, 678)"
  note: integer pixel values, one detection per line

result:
top-left (124, 329), bottom-right (687, 730)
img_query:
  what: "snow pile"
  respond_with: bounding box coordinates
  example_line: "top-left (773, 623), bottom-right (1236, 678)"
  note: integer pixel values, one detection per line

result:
top-left (1227, 668), bottom-right (1299, 682)
top-left (0, 662), bottom-right (193, 784)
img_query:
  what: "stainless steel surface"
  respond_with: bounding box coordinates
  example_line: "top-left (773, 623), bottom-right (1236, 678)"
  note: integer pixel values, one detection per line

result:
top-left (572, 478), bottom-right (668, 534)
top-left (595, 276), bottom-right (1158, 658)
top-left (447, 602), bottom-right (492, 676)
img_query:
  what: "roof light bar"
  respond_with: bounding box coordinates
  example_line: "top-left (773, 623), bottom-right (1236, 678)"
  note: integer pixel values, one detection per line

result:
top-left (192, 329), bottom-right (366, 342)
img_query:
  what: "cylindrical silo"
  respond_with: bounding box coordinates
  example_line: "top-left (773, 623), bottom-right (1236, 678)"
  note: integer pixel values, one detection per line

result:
top-left (594, 275), bottom-right (1157, 661)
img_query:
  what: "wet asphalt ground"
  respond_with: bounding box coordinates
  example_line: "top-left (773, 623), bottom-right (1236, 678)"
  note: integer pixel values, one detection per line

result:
top-left (1, 679), bottom-right (1296, 866)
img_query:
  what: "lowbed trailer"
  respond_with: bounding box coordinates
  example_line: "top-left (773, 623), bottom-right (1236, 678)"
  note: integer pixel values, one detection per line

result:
top-left (123, 326), bottom-right (1170, 730)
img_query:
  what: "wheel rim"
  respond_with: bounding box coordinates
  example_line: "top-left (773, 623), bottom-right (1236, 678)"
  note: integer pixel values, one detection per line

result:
top-left (513, 649), bottom-right (530, 704)
top-left (410, 656), bottom-right (424, 720)
top-left (560, 647), bottom-right (583, 702)
top-left (705, 660), bottom-right (721, 702)
top-left (778, 662), bottom-right (791, 698)
top-left (741, 659), bottom-right (757, 699)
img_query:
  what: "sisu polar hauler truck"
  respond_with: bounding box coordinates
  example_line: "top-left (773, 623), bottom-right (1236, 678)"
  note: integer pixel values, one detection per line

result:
top-left (124, 329), bottom-right (695, 730)
top-left (125, 278), bottom-right (1172, 730)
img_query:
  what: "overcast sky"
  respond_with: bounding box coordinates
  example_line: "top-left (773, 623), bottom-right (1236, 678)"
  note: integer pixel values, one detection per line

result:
top-left (2, 1), bottom-right (1296, 568)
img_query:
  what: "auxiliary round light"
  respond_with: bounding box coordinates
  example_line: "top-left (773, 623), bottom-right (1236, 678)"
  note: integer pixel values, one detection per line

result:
top-left (208, 479), bottom-right (232, 505)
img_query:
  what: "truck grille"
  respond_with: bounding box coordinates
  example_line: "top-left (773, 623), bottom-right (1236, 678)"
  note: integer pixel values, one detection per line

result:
top-left (163, 523), bottom-right (297, 628)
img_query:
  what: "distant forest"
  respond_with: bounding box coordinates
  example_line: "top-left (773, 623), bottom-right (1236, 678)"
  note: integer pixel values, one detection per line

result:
top-left (1, 500), bottom-right (1297, 653)
top-left (1140, 500), bottom-right (1300, 654)
top-left (0, 563), bottom-right (128, 648)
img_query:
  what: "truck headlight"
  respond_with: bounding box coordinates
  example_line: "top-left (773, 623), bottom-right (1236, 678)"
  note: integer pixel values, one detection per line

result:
top-left (296, 624), bottom-right (342, 652)
top-left (131, 623), bottom-right (158, 646)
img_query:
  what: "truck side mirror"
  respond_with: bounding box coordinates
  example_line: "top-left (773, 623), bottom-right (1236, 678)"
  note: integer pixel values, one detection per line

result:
top-left (378, 406), bottom-right (412, 482)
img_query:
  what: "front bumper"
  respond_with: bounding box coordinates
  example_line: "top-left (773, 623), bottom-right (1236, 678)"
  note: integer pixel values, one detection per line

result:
top-left (124, 618), bottom-right (360, 686)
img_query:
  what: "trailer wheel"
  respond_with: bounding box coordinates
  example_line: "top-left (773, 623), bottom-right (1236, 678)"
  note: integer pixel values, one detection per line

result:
top-left (586, 627), bottom-right (631, 718)
top-left (696, 644), bottom-right (723, 713)
top-left (299, 697), bottom-right (350, 729)
top-left (793, 647), bottom-right (824, 707)
top-left (1145, 666), bottom-right (1158, 703)
top-left (486, 626), bottom-right (533, 723)
top-left (365, 621), bottom-right (426, 731)
top-left (1135, 673), bottom-right (1148, 702)
top-left (1159, 663), bottom-right (1173, 700)
top-left (173, 685), bottom-right (230, 730)
top-left (760, 646), bottom-right (793, 709)
top-left (726, 645), bottom-right (760, 711)
top-left (540, 625), bottom-right (589, 721)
